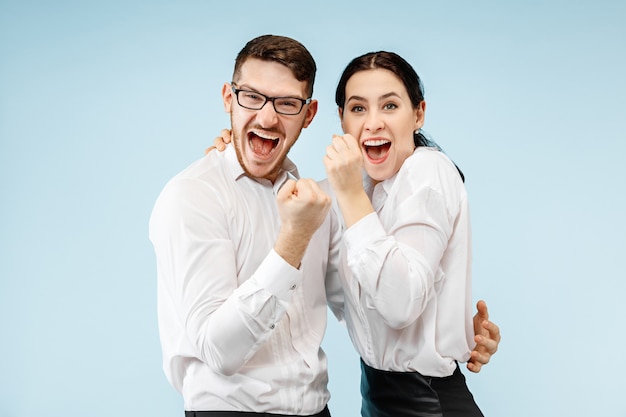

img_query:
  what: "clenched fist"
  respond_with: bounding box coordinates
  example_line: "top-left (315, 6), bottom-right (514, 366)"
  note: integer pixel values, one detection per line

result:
top-left (323, 133), bottom-right (374, 228)
top-left (274, 178), bottom-right (331, 268)
top-left (323, 133), bottom-right (363, 195)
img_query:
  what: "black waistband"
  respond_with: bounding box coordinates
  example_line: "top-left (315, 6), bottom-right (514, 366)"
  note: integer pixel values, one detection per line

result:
top-left (359, 359), bottom-right (483, 417)
top-left (360, 359), bottom-right (442, 417)
top-left (185, 405), bottom-right (331, 417)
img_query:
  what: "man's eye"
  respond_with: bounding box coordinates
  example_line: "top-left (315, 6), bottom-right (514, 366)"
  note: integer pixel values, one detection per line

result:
top-left (244, 92), bottom-right (263, 101)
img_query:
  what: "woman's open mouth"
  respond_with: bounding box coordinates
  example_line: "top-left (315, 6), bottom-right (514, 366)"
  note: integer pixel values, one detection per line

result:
top-left (363, 138), bottom-right (391, 163)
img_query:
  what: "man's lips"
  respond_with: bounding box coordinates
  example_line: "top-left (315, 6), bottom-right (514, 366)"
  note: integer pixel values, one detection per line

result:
top-left (248, 130), bottom-right (280, 158)
top-left (362, 138), bottom-right (391, 163)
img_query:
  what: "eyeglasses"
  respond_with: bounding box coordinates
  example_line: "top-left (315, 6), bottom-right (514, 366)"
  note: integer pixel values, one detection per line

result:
top-left (231, 84), bottom-right (311, 115)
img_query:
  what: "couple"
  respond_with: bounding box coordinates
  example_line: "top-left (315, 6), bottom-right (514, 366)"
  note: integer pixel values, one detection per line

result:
top-left (149, 34), bottom-right (501, 417)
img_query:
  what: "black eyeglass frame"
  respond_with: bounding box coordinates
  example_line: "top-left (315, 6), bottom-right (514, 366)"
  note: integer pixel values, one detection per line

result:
top-left (230, 84), bottom-right (312, 115)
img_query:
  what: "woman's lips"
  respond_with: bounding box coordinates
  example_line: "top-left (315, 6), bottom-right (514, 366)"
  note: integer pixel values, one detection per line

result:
top-left (363, 138), bottom-right (391, 163)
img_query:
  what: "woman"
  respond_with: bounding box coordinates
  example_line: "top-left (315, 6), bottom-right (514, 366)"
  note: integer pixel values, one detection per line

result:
top-left (323, 51), bottom-right (485, 417)
top-left (207, 51), bottom-right (499, 416)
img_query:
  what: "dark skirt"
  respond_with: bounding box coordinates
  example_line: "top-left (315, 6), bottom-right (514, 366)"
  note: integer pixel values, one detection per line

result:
top-left (360, 359), bottom-right (484, 417)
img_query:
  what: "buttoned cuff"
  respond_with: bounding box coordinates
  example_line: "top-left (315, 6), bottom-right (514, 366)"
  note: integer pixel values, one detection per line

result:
top-left (253, 249), bottom-right (303, 302)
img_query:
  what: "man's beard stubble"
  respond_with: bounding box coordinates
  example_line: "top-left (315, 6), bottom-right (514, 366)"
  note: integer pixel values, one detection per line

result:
top-left (229, 114), bottom-right (303, 182)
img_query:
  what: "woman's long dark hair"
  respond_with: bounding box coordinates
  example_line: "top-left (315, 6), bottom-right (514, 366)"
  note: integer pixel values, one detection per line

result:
top-left (335, 51), bottom-right (465, 182)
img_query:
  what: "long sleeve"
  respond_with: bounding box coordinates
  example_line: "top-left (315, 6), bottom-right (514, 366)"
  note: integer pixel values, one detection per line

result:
top-left (342, 149), bottom-right (464, 330)
top-left (150, 176), bottom-right (301, 376)
top-left (338, 147), bottom-right (473, 376)
top-left (150, 149), bottom-right (333, 413)
top-left (322, 186), bottom-right (346, 324)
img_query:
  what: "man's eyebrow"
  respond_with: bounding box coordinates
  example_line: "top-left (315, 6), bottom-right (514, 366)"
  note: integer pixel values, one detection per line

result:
top-left (234, 83), bottom-right (255, 91)
top-left (237, 84), bottom-right (305, 99)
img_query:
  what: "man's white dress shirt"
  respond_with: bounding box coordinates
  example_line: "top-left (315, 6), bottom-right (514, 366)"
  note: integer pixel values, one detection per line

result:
top-left (149, 146), bottom-right (343, 414)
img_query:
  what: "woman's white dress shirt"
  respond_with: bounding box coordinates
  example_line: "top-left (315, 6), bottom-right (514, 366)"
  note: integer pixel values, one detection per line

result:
top-left (339, 147), bottom-right (475, 378)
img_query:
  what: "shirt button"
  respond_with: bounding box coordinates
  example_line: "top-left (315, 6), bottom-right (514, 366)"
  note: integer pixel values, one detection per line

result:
top-left (269, 323), bottom-right (275, 330)
top-left (290, 284), bottom-right (297, 290)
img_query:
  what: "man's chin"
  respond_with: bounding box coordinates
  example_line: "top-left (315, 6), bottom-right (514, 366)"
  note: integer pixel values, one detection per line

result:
top-left (234, 140), bottom-right (286, 182)
top-left (241, 160), bottom-right (280, 181)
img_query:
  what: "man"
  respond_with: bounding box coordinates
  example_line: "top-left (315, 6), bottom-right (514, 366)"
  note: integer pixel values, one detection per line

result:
top-left (149, 34), bottom-right (499, 416)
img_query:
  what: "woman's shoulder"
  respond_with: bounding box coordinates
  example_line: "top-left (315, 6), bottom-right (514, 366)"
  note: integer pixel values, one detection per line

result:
top-left (398, 147), bottom-right (466, 195)
top-left (405, 147), bottom-right (457, 174)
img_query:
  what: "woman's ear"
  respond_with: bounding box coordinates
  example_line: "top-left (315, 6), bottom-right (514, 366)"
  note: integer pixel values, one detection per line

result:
top-left (338, 107), bottom-right (345, 131)
top-left (415, 101), bottom-right (426, 130)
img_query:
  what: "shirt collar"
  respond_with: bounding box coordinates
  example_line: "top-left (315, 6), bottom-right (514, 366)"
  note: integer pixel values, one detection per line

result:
top-left (366, 146), bottom-right (427, 200)
top-left (223, 145), bottom-right (300, 186)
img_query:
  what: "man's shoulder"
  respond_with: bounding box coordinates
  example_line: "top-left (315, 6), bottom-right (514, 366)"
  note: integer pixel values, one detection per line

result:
top-left (154, 154), bottom-right (231, 206)
top-left (160, 151), bottom-right (237, 193)
top-left (173, 152), bottom-right (225, 181)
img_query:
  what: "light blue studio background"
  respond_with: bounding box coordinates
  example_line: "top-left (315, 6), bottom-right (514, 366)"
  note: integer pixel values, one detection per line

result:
top-left (1, 1), bottom-right (625, 416)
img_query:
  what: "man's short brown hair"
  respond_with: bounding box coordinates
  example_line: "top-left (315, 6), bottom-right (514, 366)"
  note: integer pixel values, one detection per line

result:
top-left (232, 34), bottom-right (317, 97)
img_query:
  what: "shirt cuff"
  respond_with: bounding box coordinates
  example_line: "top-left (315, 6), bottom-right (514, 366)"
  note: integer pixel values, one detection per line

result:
top-left (253, 249), bottom-right (303, 302)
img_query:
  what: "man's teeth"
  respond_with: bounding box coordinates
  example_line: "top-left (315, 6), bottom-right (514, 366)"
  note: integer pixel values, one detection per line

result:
top-left (252, 131), bottom-right (279, 141)
top-left (249, 131), bottom-right (279, 156)
top-left (364, 139), bottom-right (390, 147)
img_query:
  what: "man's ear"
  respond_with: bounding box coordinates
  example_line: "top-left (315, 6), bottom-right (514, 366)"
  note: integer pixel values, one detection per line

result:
top-left (222, 83), bottom-right (233, 113)
top-left (302, 99), bottom-right (319, 129)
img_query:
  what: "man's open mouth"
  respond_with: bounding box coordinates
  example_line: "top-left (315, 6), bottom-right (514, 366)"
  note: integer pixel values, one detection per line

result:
top-left (248, 131), bottom-right (280, 157)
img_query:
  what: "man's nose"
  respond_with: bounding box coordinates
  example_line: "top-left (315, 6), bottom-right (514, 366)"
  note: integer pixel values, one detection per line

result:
top-left (256, 100), bottom-right (279, 127)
